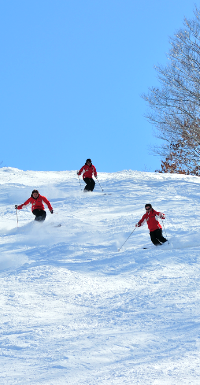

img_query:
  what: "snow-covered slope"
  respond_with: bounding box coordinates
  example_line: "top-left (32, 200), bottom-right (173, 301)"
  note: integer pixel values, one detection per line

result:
top-left (1, 167), bottom-right (200, 385)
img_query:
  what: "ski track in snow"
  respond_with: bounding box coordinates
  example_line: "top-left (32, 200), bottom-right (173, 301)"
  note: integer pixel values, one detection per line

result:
top-left (0, 167), bottom-right (200, 384)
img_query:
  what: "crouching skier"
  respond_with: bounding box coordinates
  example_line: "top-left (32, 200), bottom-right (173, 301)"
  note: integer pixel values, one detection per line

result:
top-left (15, 189), bottom-right (53, 222)
top-left (135, 203), bottom-right (167, 246)
top-left (77, 159), bottom-right (97, 192)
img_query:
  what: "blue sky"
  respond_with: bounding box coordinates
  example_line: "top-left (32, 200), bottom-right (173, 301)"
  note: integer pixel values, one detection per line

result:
top-left (0, 0), bottom-right (195, 173)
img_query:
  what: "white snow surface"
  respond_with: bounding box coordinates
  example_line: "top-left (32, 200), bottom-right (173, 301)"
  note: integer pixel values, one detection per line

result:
top-left (1, 167), bottom-right (200, 384)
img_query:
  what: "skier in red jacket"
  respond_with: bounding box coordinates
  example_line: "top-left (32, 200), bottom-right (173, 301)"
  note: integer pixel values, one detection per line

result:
top-left (15, 189), bottom-right (53, 222)
top-left (77, 159), bottom-right (97, 192)
top-left (136, 203), bottom-right (167, 245)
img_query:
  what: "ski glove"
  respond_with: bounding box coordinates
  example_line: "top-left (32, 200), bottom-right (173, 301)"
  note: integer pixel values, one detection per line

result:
top-left (135, 223), bottom-right (139, 228)
top-left (15, 205), bottom-right (18, 209)
top-left (50, 210), bottom-right (53, 214)
top-left (159, 213), bottom-right (165, 219)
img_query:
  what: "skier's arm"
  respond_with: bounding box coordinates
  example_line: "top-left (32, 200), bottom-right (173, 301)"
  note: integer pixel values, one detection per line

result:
top-left (42, 196), bottom-right (53, 212)
top-left (136, 214), bottom-right (146, 227)
top-left (156, 211), bottom-right (165, 219)
top-left (93, 166), bottom-right (97, 178)
top-left (77, 166), bottom-right (85, 176)
top-left (16, 197), bottom-right (32, 210)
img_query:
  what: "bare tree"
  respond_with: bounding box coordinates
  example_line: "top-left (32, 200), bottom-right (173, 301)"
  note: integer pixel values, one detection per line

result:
top-left (156, 136), bottom-right (200, 175)
top-left (143, 6), bottom-right (200, 175)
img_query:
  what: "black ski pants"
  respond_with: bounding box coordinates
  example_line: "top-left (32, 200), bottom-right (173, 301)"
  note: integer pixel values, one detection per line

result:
top-left (83, 178), bottom-right (95, 191)
top-left (150, 228), bottom-right (167, 246)
top-left (32, 209), bottom-right (46, 222)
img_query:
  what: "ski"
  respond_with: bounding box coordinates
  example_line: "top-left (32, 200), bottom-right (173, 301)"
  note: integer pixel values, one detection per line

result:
top-left (82, 192), bottom-right (111, 195)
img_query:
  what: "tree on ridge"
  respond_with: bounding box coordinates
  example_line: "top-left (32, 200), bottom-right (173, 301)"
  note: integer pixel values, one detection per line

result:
top-left (143, 6), bottom-right (200, 175)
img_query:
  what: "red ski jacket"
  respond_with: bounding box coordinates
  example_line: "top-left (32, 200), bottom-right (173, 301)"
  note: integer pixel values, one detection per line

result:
top-left (78, 164), bottom-right (97, 179)
top-left (17, 195), bottom-right (53, 212)
top-left (137, 209), bottom-right (165, 232)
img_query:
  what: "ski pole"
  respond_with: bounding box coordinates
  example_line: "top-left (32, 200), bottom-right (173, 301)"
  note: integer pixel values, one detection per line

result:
top-left (16, 209), bottom-right (18, 227)
top-left (77, 174), bottom-right (82, 191)
top-left (96, 177), bottom-right (104, 192)
top-left (118, 227), bottom-right (137, 252)
top-left (162, 219), bottom-right (169, 244)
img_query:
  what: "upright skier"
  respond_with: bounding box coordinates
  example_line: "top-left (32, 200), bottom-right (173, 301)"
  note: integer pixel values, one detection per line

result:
top-left (77, 159), bottom-right (97, 192)
top-left (135, 203), bottom-right (167, 246)
top-left (15, 189), bottom-right (53, 222)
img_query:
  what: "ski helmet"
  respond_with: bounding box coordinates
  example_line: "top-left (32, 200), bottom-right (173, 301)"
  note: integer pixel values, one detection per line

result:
top-left (31, 189), bottom-right (39, 197)
top-left (86, 159), bottom-right (92, 164)
top-left (145, 203), bottom-right (152, 209)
